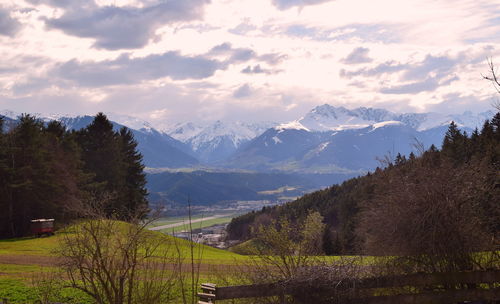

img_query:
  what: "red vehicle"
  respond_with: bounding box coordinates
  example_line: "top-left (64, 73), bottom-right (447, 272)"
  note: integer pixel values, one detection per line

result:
top-left (30, 219), bottom-right (55, 237)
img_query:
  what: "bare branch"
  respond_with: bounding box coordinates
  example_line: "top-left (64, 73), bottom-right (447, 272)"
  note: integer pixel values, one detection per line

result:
top-left (55, 195), bottom-right (181, 304)
top-left (483, 58), bottom-right (500, 111)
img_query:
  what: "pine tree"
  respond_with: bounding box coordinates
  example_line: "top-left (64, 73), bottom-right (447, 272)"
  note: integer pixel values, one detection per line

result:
top-left (118, 127), bottom-right (148, 218)
top-left (0, 116), bottom-right (10, 236)
top-left (46, 120), bottom-right (66, 139)
top-left (2, 115), bottom-right (64, 236)
top-left (442, 121), bottom-right (467, 163)
top-left (76, 113), bottom-right (124, 216)
top-left (44, 120), bottom-right (88, 224)
top-left (491, 112), bottom-right (500, 140)
top-left (75, 114), bottom-right (147, 219)
top-left (408, 152), bottom-right (416, 162)
top-left (395, 153), bottom-right (406, 166)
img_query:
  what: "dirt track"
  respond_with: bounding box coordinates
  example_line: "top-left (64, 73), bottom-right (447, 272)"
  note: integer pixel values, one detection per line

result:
top-left (0, 254), bottom-right (58, 267)
top-left (0, 254), bottom-right (251, 273)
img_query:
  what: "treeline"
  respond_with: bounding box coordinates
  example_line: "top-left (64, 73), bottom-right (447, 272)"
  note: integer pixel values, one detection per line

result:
top-left (0, 113), bottom-right (148, 238)
top-left (227, 112), bottom-right (500, 256)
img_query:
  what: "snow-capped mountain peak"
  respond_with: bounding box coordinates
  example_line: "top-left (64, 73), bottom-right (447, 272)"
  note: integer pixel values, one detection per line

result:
top-left (105, 113), bottom-right (154, 131)
top-left (293, 104), bottom-right (394, 132)
top-left (167, 122), bottom-right (205, 142)
top-left (275, 121), bottom-right (310, 132)
top-left (168, 120), bottom-right (275, 148)
top-left (165, 120), bottom-right (277, 163)
top-left (0, 110), bottom-right (22, 120)
top-left (275, 104), bottom-right (494, 133)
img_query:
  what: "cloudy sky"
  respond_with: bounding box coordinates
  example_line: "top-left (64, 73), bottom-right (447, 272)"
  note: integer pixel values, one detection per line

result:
top-left (1, 0), bottom-right (500, 125)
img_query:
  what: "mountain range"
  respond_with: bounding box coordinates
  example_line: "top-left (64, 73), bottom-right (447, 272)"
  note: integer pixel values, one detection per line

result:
top-left (2, 106), bottom-right (495, 206)
top-left (166, 120), bottom-right (275, 163)
top-left (1, 105), bottom-right (494, 173)
top-left (222, 105), bottom-right (494, 173)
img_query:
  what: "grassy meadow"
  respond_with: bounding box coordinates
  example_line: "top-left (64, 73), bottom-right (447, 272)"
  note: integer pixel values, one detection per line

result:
top-left (0, 221), bottom-right (254, 303)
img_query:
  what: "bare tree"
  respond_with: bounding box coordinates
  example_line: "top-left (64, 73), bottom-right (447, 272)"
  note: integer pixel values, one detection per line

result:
top-left (229, 211), bottom-right (369, 304)
top-left (171, 200), bottom-right (206, 304)
top-left (357, 159), bottom-right (498, 274)
top-left (249, 212), bottom-right (326, 282)
top-left (482, 58), bottom-right (500, 111)
top-left (55, 200), bottom-right (180, 304)
top-left (411, 136), bottom-right (426, 156)
top-left (31, 269), bottom-right (68, 304)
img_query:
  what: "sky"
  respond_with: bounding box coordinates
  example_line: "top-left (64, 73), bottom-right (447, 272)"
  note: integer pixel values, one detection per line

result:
top-left (1, 0), bottom-right (500, 126)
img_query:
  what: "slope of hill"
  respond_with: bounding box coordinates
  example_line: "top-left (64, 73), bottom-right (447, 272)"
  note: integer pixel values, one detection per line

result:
top-left (0, 222), bottom-right (244, 262)
top-left (226, 112), bottom-right (500, 255)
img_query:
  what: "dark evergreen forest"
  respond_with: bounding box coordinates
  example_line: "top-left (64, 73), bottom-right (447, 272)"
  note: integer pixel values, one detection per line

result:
top-left (0, 113), bottom-right (148, 238)
top-left (227, 112), bottom-right (500, 256)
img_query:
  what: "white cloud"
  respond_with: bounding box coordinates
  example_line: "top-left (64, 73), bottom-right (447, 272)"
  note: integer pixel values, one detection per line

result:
top-left (0, 6), bottom-right (22, 37)
top-left (33, 0), bottom-right (211, 50)
top-left (342, 47), bottom-right (372, 64)
top-left (0, 0), bottom-right (499, 123)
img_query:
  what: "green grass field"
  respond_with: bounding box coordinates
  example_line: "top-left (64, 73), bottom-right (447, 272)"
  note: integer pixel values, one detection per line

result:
top-left (0, 236), bottom-right (60, 256)
top-left (0, 220), bottom-right (377, 303)
top-left (0, 231), bottom-right (245, 264)
top-left (0, 220), bottom-right (251, 303)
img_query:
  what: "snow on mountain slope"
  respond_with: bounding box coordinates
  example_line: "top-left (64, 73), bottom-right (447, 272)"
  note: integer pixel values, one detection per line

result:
top-left (275, 104), bottom-right (494, 132)
top-left (1, 110), bottom-right (156, 132)
top-left (0, 110), bottom-right (22, 119)
top-left (275, 121), bottom-right (310, 132)
top-left (1, 106), bottom-right (495, 169)
top-left (167, 122), bottom-right (205, 143)
top-left (166, 120), bottom-right (276, 163)
top-left (274, 104), bottom-right (395, 132)
top-left (288, 104), bottom-right (394, 132)
top-left (168, 121), bottom-right (275, 149)
top-left (105, 113), bottom-right (154, 132)
top-left (371, 120), bottom-right (404, 130)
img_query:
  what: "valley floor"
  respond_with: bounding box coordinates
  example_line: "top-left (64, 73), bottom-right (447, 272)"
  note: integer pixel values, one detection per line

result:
top-left (148, 214), bottom-right (232, 231)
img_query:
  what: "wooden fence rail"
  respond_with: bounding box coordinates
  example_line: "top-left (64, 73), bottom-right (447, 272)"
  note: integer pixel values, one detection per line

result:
top-left (198, 270), bottom-right (500, 303)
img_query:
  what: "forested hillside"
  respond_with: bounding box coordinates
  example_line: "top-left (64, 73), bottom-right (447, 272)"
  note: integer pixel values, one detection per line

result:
top-left (227, 112), bottom-right (500, 255)
top-left (0, 113), bottom-right (148, 238)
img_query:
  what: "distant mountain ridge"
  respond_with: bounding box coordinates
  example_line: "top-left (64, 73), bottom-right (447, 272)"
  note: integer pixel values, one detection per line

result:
top-left (277, 104), bottom-right (494, 132)
top-left (1, 106), bottom-right (494, 173)
top-left (3, 106), bottom-right (495, 207)
top-left (223, 105), bottom-right (494, 173)
top-left (0, 111), bottom-right (198, 168)
top-left (166, 120), bottom-right (276, 163)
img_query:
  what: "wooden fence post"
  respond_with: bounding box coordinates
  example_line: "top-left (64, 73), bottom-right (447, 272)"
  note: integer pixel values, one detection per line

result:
top-left (198, 270), bottom-right (500, 303)
top-left (279, 291), bottom-right (285, 304)
top-left (198, 283), bottom-right (217, 304)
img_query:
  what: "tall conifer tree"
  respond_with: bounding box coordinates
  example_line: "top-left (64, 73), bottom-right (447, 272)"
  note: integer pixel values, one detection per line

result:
top-left (77, 113), bottom-right (124, 216)
top-left (76, 113), bottom-right (147, 219)
top-left (119, 127), bottom-right (148, 218)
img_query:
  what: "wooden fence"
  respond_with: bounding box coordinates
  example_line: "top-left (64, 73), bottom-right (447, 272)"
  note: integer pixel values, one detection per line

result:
top-left (198, 270), bottom-right (500, 303)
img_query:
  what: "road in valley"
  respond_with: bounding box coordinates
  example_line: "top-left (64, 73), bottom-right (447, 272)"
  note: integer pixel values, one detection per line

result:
top-left (148, 214), bottom-right (228, 231)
